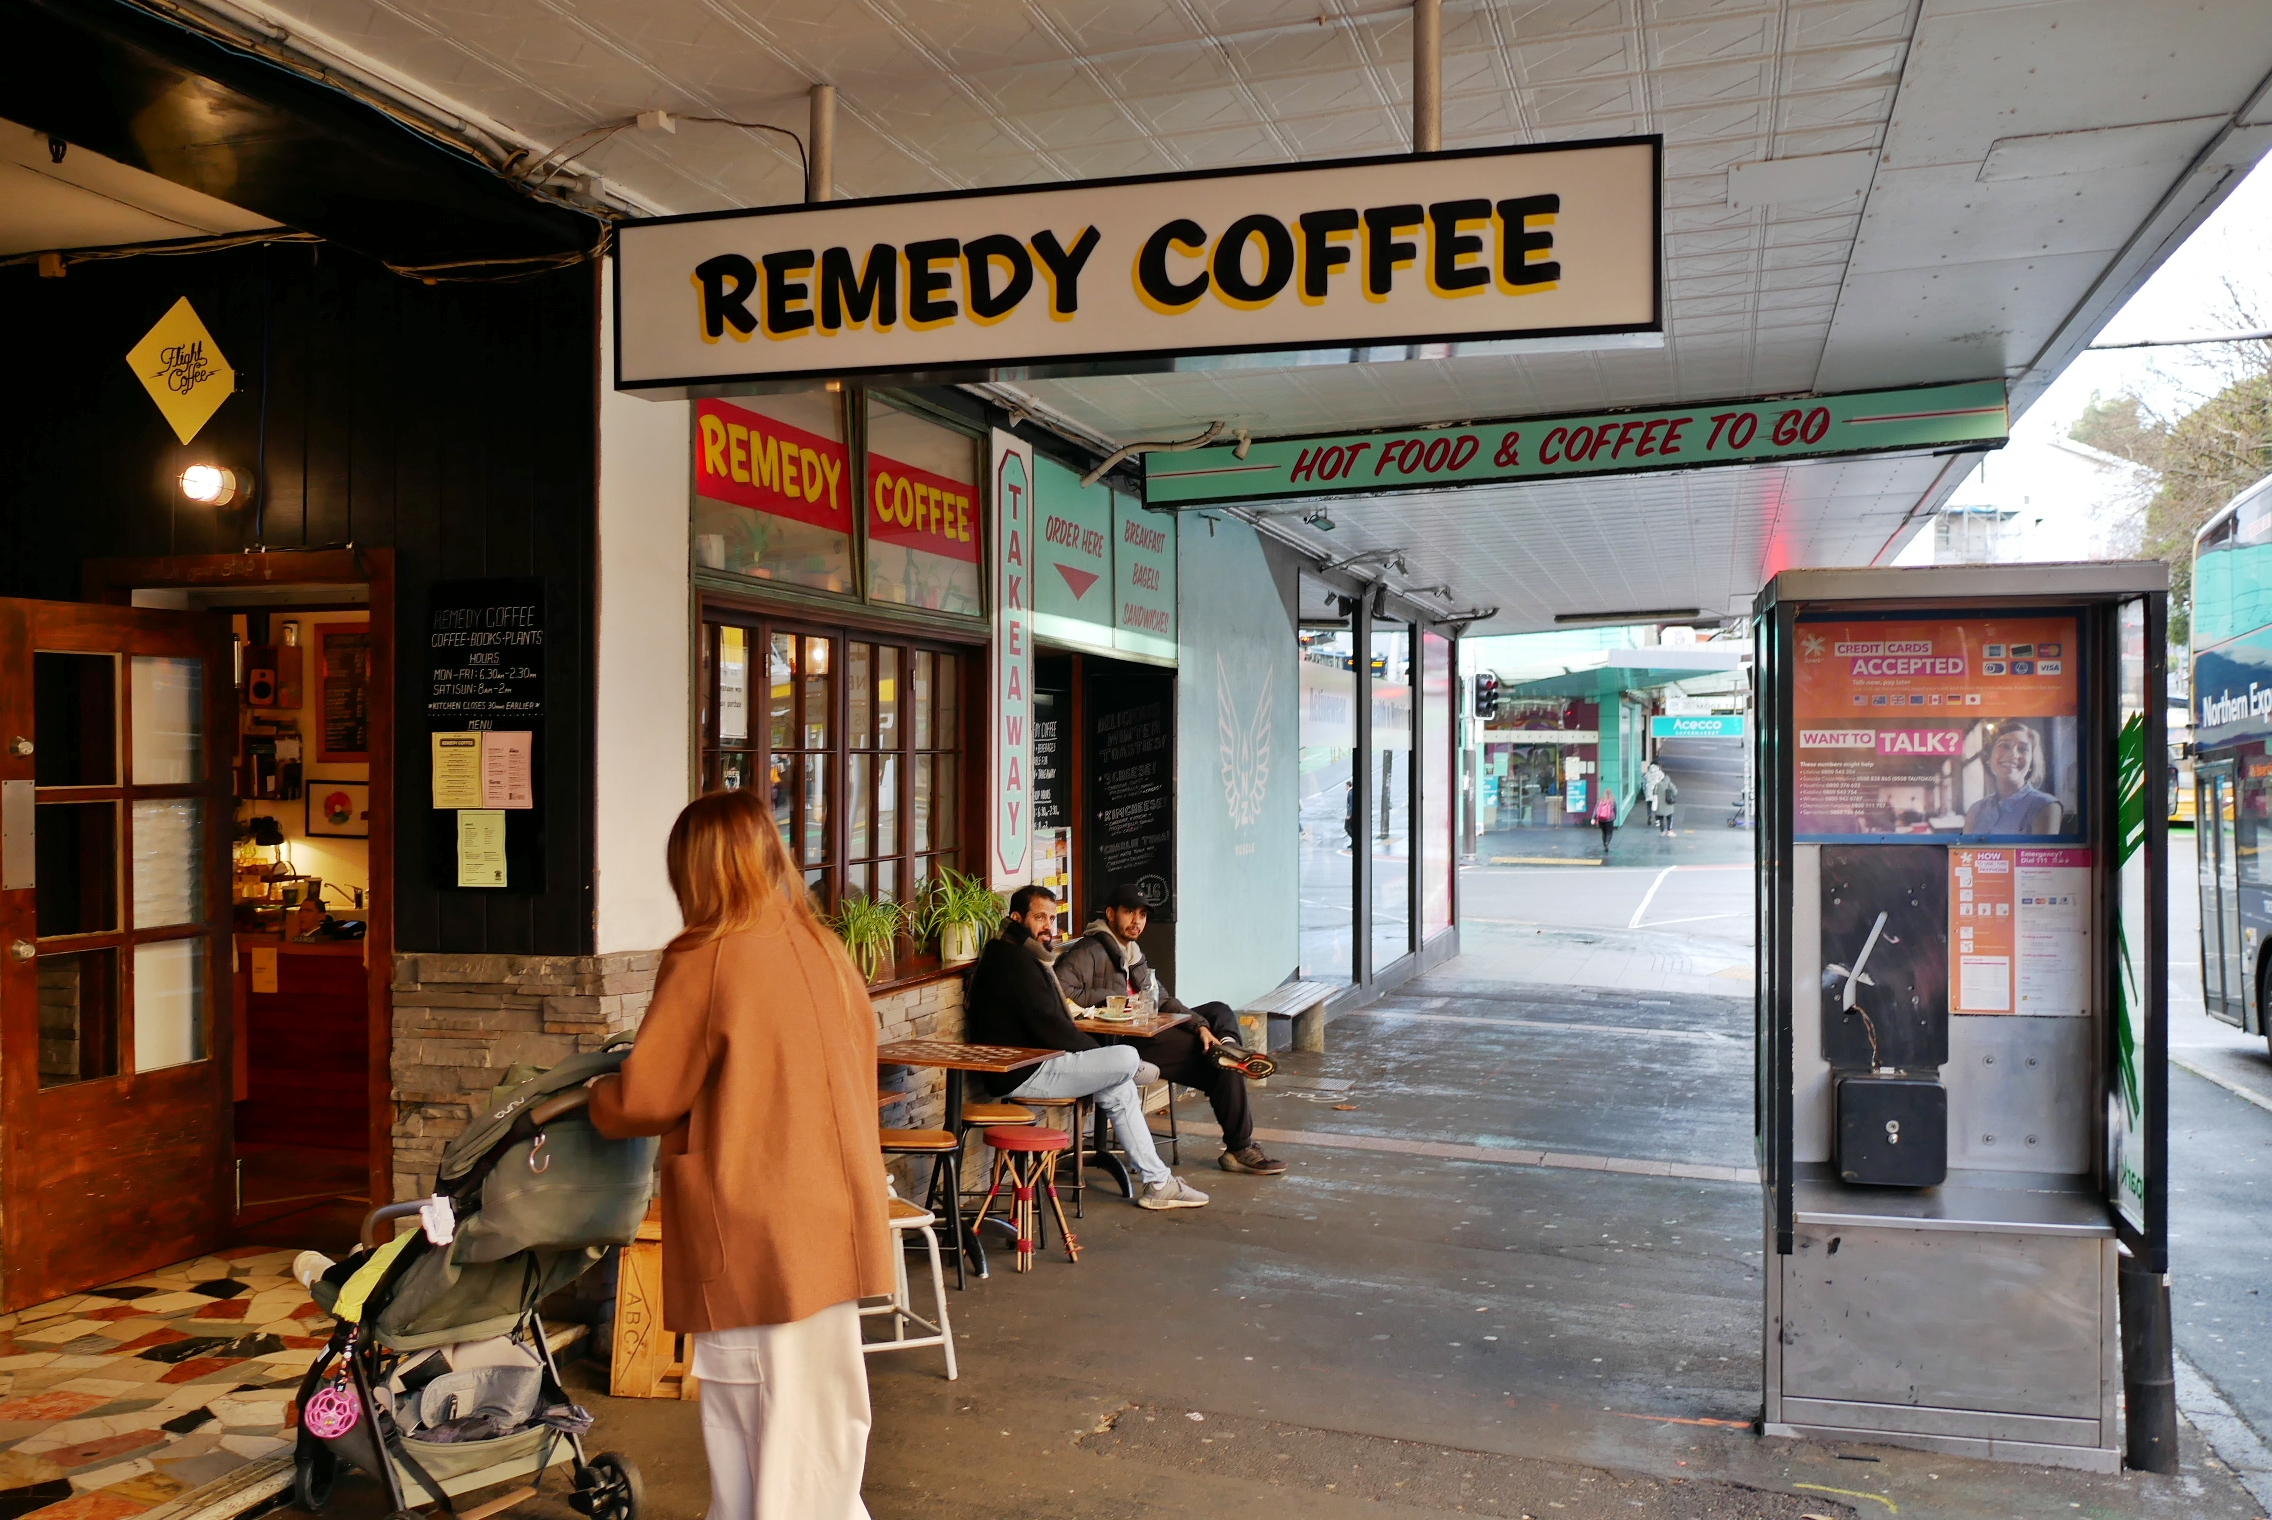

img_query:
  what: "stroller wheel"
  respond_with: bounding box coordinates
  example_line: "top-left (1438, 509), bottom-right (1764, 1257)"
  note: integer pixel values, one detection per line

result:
top-left (572, 1452), bottom-right (642, 1520)
top-left (294, 1447), bottom-right (337, 1512)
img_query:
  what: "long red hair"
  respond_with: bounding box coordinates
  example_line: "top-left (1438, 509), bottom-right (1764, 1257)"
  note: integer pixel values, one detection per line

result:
top-left (665, 789), bottom-right (822, 947)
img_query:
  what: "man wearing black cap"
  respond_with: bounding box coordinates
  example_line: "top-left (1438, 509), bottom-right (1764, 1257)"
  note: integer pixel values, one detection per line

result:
top-left (1053, 883), bottom-right (1288, 1176)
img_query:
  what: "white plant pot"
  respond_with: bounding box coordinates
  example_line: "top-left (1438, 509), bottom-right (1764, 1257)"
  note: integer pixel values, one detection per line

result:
top-left (940, 921), bottom-right (982, 965)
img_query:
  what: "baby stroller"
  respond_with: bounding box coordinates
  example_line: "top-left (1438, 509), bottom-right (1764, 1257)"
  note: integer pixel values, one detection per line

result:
top-left (292, 1043), bottom-right (657, 1520)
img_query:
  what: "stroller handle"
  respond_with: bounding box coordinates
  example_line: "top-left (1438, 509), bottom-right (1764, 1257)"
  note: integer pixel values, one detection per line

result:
top-left (358, 1088), bottom-right (597, 1246)
top-left (361, 1200), bottom-right (427, 1249)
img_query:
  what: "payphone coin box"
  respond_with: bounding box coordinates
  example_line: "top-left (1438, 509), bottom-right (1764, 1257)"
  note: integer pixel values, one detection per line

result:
top-left (1834, 1074), bottom-right (1947, 1188)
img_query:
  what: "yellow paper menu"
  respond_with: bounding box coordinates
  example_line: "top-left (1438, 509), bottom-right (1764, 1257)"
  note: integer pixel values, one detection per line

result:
top-left (432, 732), bottom-right (483, 808)
top-left (456, 809), bottom-right (508, 888)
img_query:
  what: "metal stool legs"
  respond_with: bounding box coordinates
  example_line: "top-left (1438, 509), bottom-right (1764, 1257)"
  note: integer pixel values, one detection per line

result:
top-left (922, 1139), bottom-right (969, 1290)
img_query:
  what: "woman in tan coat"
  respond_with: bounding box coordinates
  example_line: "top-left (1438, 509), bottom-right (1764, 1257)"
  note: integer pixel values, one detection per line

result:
top-left (589, 789), bottom-right (892, 1520)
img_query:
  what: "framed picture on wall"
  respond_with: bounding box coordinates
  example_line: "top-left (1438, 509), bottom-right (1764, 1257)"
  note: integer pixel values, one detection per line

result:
top-left (308, 780), bottom-right (371, 838)
top-left (318, 623), bottom-right (373, 762)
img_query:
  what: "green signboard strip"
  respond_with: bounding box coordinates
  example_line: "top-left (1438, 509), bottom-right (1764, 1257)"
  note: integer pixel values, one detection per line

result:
top-left (1144, 380), bottom-right (2007, 507)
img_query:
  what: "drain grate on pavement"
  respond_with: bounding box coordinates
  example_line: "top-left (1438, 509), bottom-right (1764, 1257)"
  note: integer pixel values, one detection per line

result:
top-left (1079, 1406), bottom-right (1856, 1520)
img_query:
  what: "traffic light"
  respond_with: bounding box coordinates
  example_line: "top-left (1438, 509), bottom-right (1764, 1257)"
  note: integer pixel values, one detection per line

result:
top-left (1474, 671), bottom-right (1500, 721)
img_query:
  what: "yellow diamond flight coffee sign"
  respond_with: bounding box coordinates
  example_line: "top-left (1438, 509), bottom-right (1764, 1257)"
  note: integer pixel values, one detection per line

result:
top-left (127, 297), bottom-right (236, 444)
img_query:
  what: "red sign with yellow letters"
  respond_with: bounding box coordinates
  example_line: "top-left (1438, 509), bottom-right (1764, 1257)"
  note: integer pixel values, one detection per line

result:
top-left (694, 397), bottom-right (850, 533)
top-left (867, 453), bottom-right (981, 565)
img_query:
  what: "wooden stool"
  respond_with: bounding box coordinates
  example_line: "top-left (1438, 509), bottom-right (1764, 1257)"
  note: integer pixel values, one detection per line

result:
top-left (860, 1194), bottom-right (957, 1381)
top-left (1014, 1095), bottom-right (1094, 1216)
top-left (881, 1127), bottom-right (967, 1290)
top-left (972, 1126), bottom-right (1077, 1272)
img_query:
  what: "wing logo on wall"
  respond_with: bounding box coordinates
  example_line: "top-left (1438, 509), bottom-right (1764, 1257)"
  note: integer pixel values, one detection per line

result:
top-left (1217, 652), bottom-right (1271, 829)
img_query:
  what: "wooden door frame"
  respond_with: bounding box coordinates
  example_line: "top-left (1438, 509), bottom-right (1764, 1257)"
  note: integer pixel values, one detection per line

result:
top-left (83, 550), bottom-right (397, 1214)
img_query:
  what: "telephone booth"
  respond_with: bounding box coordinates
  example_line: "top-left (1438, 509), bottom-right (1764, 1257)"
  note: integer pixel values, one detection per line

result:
top-left (1754, 564), bottom-right (2169, 1472)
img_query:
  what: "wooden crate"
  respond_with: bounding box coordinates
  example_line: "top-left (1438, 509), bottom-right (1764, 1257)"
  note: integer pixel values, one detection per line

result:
top-left (610, 1201), bottom-right (697, 1399)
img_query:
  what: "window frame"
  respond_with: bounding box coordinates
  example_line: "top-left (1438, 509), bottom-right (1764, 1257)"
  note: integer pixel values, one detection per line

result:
top-left (697, 596), bottom-right (984, 921)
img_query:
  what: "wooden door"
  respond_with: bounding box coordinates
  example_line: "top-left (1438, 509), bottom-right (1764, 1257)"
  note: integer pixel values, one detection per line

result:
top-left (0, 599), bottom-right (235, 1309)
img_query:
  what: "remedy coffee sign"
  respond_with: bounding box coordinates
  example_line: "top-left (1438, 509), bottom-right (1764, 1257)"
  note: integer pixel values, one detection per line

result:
top-left (614, 138), bottom-right (1659, 391)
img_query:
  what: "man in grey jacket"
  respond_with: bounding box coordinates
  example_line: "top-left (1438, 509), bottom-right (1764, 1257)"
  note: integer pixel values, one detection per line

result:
top-left (1053, 884), bottom-right (1286, 1176)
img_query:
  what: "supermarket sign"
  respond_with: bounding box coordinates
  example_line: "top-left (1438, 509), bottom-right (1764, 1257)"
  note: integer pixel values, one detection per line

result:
top-left (1652, 714), bottom-right (1746, 739)
top-left (1144, 380), bottom-right (2008, 507)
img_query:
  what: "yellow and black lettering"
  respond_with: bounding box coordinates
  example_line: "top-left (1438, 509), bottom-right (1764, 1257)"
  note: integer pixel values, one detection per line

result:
top-left (1362, 204), bottom-right (1423, 298)
top-left (1136, 218), bottom-right (1209, 313)
top-left (820, 244), bottom-right (897, 330)
top-left (694, 253), bottom-right (759, 339)
top-left (1031, 226), bottom-right (1101, 316)
top-left (1496, 195), bottom-right (1561, 289)
top-left (1211, 213), bottom-right (1294, 308)
top-left (761, 249), bottom-right (815, 335)
top-left (964, 234), bottom-right (1034, 322)
top-left (1298, 209), bottom-right (1359, 301)
top-left (1428, 199), bottom-right (1491, 294)
top-left (905, 238), bottom-right (961, 326)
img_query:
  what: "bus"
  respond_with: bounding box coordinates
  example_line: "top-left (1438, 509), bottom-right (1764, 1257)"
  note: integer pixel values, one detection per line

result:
top-left (2189, 470), bottom-right (2272, 1048)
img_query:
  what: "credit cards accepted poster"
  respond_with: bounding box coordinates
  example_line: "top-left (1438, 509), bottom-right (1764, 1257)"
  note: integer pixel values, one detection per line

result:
top-left (1793, 616), bottom-right (2081, 840)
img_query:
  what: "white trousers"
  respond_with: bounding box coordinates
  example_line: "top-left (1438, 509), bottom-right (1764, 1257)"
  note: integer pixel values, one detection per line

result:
top-left (691, 1301), bottom-right (874, 1520)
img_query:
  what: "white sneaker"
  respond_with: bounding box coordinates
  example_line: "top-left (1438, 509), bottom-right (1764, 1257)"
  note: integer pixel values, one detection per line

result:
top-left (292, 1250), bottom-right (337, 1290)
top-left (1138, 1177), bottom-right (1210, 1210)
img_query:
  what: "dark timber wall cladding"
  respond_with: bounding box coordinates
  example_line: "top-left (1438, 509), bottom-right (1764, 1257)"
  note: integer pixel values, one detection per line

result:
top-left (0, 242), bottom-right (599, 956)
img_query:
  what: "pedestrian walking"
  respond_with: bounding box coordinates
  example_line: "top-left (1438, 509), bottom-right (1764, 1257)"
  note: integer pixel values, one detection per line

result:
top-left (1592, 790), bottom-right (1617, 852)
top-left (1658, 776), bottom-right (1679, 835)
top-left (589, 788), bottom-right (892, 1520)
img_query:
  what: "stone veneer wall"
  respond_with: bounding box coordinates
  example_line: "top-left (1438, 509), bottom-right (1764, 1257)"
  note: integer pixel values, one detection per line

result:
top-left (389, 952), bottom-right (966, 1202)
top-left (390, 951), bottom-right (660, 1201)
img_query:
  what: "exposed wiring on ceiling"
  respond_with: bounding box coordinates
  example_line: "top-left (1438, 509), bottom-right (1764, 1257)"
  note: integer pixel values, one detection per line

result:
top-left (1079, 421), bottom-right (1226, 488)
top-left (512, 113), bottom-right (808, 191)
top-left (0, 228), bottom-right (320, 273)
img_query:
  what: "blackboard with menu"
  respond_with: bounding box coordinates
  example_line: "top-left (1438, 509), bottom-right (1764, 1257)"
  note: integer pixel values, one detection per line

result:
top-left (426, 578), bottom-right (546, 892)
top-left (1084, 663), bottom-right (1174, 923)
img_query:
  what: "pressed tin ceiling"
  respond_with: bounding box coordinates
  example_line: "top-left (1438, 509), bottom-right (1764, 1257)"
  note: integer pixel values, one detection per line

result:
top-left (184, 0), bottom-right (2272, 626)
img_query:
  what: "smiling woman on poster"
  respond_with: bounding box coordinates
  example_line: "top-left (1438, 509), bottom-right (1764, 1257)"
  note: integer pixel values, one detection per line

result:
top-left (1963, 720), bottom-right (2064, 836)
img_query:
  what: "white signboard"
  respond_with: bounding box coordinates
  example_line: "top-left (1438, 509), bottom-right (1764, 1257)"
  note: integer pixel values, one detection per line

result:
top-left (990, 429), bottom-right (1035, 888)
top-left (615, 139), bottom-right (1661, 391)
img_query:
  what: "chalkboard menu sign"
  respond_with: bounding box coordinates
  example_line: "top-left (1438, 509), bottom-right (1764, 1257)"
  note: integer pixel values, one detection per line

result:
top-left (1085, 663), bottom-right (1174, 922)
top-left (427, 578), bottom-right (545, 730)
top-left (426, 578), bottom-right (546, 893)
top-left (1033, 686), bottom-right (1067, 831)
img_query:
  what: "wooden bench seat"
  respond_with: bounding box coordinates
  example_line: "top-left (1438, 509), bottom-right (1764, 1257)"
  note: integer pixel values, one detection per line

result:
top-left (1237, 979), bottom-right (1338, 1054)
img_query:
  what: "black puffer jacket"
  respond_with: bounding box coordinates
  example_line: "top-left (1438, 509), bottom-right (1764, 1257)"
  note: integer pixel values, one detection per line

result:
top-left (963, 921), bottom-right (1096, 1096)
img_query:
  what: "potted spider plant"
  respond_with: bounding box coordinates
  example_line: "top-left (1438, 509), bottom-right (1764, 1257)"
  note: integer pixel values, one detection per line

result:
top-left (924, 868), bottom-right (1005, 966)
top-left (828, 892), bottom-right (906, 983)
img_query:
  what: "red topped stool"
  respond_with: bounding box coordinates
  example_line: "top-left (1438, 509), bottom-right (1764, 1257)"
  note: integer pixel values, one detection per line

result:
top-left (971, 1125), bottom-right (1078, 1272)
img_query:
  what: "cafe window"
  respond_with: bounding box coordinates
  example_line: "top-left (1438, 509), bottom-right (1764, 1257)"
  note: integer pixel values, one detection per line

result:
top-left (702, 609), bottom-right (973, 909)
top-left (693, 392), bottom-right (854, 591)
top-left (865, 398), bottom-right (983, 615)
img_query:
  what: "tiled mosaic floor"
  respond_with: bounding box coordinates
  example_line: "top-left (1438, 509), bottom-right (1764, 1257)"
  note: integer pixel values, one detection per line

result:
top-left (0, 1248), bottom-right (329, 1520)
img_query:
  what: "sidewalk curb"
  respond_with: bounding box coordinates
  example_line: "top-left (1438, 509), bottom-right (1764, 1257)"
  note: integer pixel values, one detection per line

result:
top-left (2171, 1055), bottom-right (2272, 1115)
top-left (2177, 1349), bottom-right (2272, 1514)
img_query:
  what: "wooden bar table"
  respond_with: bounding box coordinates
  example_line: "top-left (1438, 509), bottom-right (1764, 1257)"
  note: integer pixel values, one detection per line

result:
top-left (876, 1039), bottom-right (1059, 1276)
top-left (1065, 1009), bottom-right (1190, 1196)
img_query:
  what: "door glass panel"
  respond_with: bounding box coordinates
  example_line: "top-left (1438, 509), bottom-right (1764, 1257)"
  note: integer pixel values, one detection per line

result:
top-left (133, 937), bottom-right (207, 1072)
top-left (34, 653), bottom-right (117, 787)
top-left (1372, 620), bottom-right (1414, 971)
top-left (717, 627), bottom-right (749, 748)
top-left (38, 947), bottom-right (118, 1088)
top-left (131, 799), bottom-right (203, 928)
top-left (130, 657), bottom-right (204, 784)
top-left (876, 646), bottom-right (900, 751)
top-left (1300, 579), bottom-right (1357, 986)
top-left (848, 643), bottom-right (873, 748)
top-left (37, 801), bottom-right (118, 936)
top-left (802, 637), bottom-right (833, 749)
top-left (769, 635), bottom-right (795, 751)
top-left (849, 754), bottom-right (872, 857)
top-left (911, 651), bottom-right (934, 749)
top-left (912, 754), bottom-right (933, 852)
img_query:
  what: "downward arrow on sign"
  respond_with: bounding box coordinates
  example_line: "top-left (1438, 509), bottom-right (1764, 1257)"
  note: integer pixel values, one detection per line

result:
top-left (1055, 563), bottom-right (1099, 599)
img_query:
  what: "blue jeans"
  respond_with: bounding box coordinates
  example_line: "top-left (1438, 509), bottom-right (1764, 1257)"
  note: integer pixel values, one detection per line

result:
top-left (1005, 1045), bottom-right (1172, 1188)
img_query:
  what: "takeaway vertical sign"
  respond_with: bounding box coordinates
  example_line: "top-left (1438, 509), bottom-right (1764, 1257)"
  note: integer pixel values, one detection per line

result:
top-left (991, 429), bottom-right (1035, 888)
